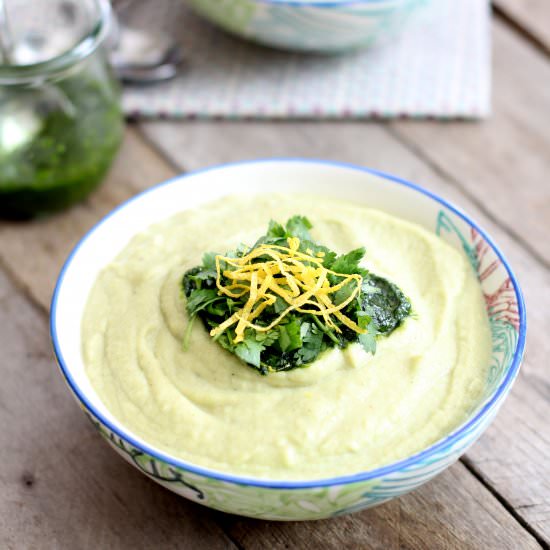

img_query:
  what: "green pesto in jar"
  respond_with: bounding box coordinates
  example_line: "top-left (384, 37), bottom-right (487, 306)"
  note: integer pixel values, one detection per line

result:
top-left (0, 76), bottom-right (123, 218)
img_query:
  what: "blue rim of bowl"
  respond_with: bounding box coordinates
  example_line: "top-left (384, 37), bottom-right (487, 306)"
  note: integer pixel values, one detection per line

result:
top-left (50, 158), bottom-right (526, 490)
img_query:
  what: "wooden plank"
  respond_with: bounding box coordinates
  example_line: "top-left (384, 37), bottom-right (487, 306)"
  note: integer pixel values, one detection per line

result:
top-left (0, 268), bottom-right (236, 550)
top-left (391, 19), bottom-right (550, 267)
top-left (220, 462), bottom-right (541, 550)
top-left (462, 379), bottom-right (550, 538)
top-left (140, 119), bottom-right (550, 543)
top-left (0, 123), bottom-right (543, 547)
top-left (493, 0), bottom-right (550, 54)
top-left (0, 127), bottom-right (175, 313)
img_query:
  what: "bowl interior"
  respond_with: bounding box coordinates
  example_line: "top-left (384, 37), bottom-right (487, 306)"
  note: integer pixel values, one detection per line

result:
top-left (51, 159), bottom-right (524, 482)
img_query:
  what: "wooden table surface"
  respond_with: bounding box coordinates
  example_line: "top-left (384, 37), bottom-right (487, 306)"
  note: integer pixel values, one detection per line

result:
top-left (1, 3), bottom-right (549, 549)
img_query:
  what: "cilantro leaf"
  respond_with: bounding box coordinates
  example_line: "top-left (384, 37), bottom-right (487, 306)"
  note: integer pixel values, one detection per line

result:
top-left (285, 215), bottom-right (313, 241)
top-left (266, 220), bottom-right (286, 239)
top-left (255, 330), bottom-right (279, 346)
top-left (234, 334), bottom-right (264, 368)
top-left (186, 289), bottom-right (220, 315)
top-left (277, 317), bottom-right (302, 353)
top-left (298, 322), bottom-right (325, 363)
top-left (357, 311), bottom-right (377, 355)
top-left (202, 252), bottom-right (217, 270)
top-left (299, 239), bottom-right (337, 266)
top-left (358, 332), bottom-right (377, 354)
top-left (273, 296), bottom-right (288, 313)
top-left (328, 247), bottom-right (367, 275)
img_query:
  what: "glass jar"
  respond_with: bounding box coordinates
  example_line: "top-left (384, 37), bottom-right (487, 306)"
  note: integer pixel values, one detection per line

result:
top-left (0, 0), bottom-right (123, 218)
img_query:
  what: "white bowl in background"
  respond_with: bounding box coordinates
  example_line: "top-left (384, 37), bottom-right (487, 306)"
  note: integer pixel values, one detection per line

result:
top-left (185, 0), bottom-right (429, 53)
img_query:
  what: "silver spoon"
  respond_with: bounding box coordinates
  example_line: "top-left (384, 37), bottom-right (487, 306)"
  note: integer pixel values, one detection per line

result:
top-left (111, 41), bottom-right (185, 85)
top-left (108, 5), bottom-right (184, 85)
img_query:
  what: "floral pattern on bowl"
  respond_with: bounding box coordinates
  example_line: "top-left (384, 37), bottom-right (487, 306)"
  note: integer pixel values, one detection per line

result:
top-left (185, 0), bottom-right (429, 53)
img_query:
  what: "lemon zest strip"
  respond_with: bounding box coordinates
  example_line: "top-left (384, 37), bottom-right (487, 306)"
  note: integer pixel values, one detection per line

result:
top-left (210, 238), bottom-right (366, 343)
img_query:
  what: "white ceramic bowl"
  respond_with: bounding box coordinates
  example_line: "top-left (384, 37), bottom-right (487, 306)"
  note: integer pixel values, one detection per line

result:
top-left (51, 160), bottom-right (525, 520)
top-left (185, 0), bottom-right (429, 53)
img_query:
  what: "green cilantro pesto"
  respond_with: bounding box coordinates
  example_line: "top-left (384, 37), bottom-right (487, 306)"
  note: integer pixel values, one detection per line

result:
top-left (0, 77), bottom-right (123, 218)
top-left (182, 216), bottom-right (412, 375)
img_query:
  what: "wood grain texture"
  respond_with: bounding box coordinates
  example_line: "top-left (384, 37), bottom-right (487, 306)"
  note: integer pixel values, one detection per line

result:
top-left (220, 463), bottom-right (541, 550)
top-left (493, 0), bottom-right (550, 53)
top-left (391, 20), bottom-right (550, 268)
top-left (0, 268), bottom-right (236, 550)
top-left (139, 119), bottom-right (550, 544)
top-left (0, 124), bottom-right (544, 549)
